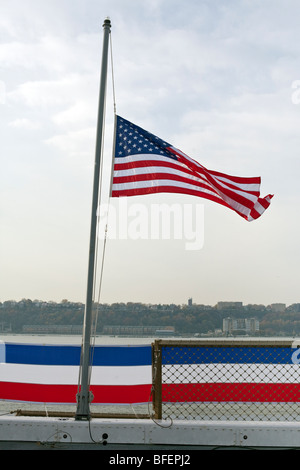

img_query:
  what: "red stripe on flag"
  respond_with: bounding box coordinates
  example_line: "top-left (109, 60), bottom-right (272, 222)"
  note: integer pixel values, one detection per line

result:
top-left (162, 383), bottom-right (300, 403)
top-left (112, 185), bottom-right (231, 209)
top-left (113, 171), bottom-right (223, 196)
top-left (0, 382), bottom-right (152, 404)
top-left (114, 158), bottom-right (188, 173)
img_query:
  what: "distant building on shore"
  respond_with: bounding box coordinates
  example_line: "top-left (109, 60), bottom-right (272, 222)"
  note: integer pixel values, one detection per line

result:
top-left (217, 302), bottom-right (243, 310)
top-left (268, 303), bottom-right (286, 312)
top-left (223, 317), bottom-right (259, 335)
top-left (22, 325), bottom-right (82, 334)
top-left (103, 325), bottom-right (175, 336)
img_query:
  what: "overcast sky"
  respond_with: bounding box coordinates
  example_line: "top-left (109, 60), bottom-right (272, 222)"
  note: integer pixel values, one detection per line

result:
top-left (1, 0), bottom-right (299, 307)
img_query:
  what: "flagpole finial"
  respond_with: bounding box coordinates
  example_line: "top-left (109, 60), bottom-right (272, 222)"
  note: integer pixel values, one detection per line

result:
top-left (103, 17), bottom-right (111, 28)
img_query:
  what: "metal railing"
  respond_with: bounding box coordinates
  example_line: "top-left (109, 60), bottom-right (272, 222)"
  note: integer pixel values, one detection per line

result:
top-left (152, 338), bottom-right (300, 421)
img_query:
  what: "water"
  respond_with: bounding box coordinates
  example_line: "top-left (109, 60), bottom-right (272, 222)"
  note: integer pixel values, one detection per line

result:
top-left (1, 333), bottom-right (295, 345)
top-left (0, 333), bottom-right (156, 345)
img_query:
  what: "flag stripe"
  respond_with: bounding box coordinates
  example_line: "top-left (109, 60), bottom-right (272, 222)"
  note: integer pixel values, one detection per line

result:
top-left (4, 343), bottom-right (152, 366)
top-left (0, 363), bottom-right (151, 385)
top-left (0, 382), bottom-right (151, 404)
top-left (162, 383), bottom-right (300, 403)
top-left (162, 363), bottom-right (300, 383)
top-left (161, 346), bottom-right (297, 364)
top-left (112, 116), bottom-right (273, 221)
top-left (112, 183), bottom-right (232, 212)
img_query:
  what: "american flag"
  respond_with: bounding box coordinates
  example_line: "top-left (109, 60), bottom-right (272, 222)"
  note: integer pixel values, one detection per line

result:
top-left (111, 115), bottom-right (273, 221)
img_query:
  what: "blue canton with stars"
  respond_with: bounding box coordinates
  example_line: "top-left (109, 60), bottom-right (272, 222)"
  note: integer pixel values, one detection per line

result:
top-left (115, 116), bottom-right (178, 160)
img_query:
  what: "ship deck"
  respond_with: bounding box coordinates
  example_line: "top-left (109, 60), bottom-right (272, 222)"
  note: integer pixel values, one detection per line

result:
top-left (1, 414), bottom-right (300, 450)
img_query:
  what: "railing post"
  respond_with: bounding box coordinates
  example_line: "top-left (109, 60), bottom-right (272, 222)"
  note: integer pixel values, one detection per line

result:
top-left (152, 340), bottom-right (162, 420)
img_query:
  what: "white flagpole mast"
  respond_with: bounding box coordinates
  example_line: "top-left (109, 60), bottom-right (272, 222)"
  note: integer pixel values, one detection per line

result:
top-left (75, 18), bottom-right (111, 421)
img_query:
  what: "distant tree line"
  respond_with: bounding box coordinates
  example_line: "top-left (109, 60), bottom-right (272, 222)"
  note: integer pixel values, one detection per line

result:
top-left (1, 299), bottom-right (300, 336)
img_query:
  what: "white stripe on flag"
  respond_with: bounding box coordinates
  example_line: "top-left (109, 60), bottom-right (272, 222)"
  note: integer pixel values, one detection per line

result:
top-left (162, 363), bottom-right (300, 384)
top-left (0, 363), bottom-right (151, 385)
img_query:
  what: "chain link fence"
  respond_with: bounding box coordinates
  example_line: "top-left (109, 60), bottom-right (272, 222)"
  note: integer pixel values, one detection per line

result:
top-left (152, 339), bottom-right (300, 421)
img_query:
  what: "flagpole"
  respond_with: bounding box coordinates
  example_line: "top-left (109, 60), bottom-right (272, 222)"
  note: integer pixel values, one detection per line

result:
top-left (75, 18), bottom-right (111, 421)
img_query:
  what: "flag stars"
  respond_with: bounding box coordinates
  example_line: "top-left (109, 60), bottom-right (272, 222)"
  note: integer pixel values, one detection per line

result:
top-left (115, 116), bottom-right (174, 159)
